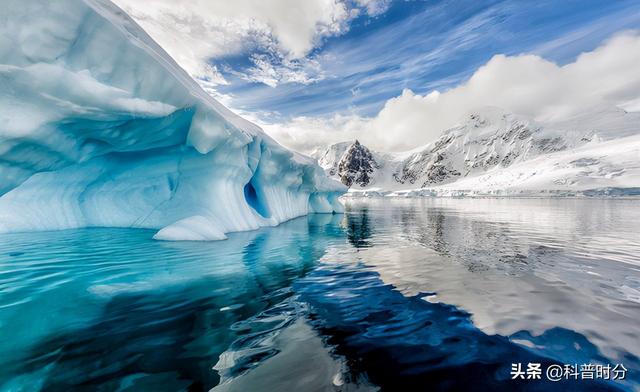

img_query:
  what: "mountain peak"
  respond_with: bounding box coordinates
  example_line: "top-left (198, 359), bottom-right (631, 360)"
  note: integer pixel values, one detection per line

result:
top-left (337, 140), bottom-right (378, 187)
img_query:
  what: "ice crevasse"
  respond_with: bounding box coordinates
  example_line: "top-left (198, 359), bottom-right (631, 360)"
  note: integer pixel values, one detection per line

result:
top-left (0, 0), bottom-right (345, 240)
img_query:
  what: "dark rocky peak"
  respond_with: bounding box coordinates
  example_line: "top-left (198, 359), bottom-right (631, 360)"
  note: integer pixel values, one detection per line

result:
top-left (337, 140), bottom-right (378, 187)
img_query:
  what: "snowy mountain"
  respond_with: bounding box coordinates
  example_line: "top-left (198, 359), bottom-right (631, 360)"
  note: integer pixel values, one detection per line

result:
top-left (316, 108), bottom-right (640, 196)
top-left (336, 140), bottom-right (379, 187)
top-left (312, 140), bottom-right (383, 186)
top-left (0, 0), bottom-right (344, 240)
top-left (314, 143), bottom-right (388, 188)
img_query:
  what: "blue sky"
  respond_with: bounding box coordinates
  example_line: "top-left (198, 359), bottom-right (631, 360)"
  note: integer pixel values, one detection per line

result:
top-left (210, 0), bottom-right (640, 121)
top-left (116, 0), bottom-right (640, 151)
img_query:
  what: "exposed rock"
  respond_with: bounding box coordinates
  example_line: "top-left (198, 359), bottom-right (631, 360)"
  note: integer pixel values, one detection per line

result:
top-left (336, 140), bottom-right (378, 187)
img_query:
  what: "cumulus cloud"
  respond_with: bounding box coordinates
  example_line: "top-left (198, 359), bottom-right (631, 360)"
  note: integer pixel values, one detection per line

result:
top-left (262, 32), bottom-right (640, 153)
top-left (112, 0), bottom-right (368, 86)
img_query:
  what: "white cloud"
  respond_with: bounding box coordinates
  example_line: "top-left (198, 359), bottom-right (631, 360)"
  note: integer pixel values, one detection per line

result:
top-left (240, 54), bottom-right (325, 87)
top-left (260, 114), bottom-right (367, 152)
top-left (262, 32), bottom-right (640, 153)
top-left (112, 0), bottom-right (353, 84)
top-left (354, 0), bottom-right (391, 17)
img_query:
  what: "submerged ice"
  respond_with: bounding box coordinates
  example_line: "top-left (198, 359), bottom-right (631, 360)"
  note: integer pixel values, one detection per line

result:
top-left (0, 0), bottom-right (345, 240)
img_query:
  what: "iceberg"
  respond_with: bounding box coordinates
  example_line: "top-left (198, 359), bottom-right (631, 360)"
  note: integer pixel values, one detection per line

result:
top-left (0, 0), bottom-right (345, 240)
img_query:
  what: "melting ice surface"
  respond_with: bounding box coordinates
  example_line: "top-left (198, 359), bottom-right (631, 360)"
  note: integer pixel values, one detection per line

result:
top-left (1, 199), bottom-right (639, 391)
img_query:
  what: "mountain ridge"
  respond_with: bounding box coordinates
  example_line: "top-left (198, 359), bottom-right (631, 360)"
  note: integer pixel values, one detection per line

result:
top-left (314, 107), bottom-right (640, 195)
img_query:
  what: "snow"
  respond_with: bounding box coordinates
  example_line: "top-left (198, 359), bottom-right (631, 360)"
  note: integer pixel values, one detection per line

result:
top-left (318, 108), bottom-right (639, 197)
top-left (312, 141), bottom-right (352, 176)
top-left (0, 0), bottom-right (345, 240)
top-left (387, 133), bottom-right (640, 197)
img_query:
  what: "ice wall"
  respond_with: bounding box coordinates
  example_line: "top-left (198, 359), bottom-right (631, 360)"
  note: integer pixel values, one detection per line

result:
top-left (0, 0), bottom-right (345, 240)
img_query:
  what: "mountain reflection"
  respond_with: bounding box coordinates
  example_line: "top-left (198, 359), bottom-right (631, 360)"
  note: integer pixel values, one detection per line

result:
top-left (344, 206), bottom-right (373, 248)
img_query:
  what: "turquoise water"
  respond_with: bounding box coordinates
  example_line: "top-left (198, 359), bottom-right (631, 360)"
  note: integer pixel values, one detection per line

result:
top-left (0, 199), bottom-right (638, 391)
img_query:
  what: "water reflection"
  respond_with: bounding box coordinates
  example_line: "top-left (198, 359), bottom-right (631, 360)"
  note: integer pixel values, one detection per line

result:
top-left (297, 259), bottom-right (624, 391)
top-left (335, 199), bottom-right (640, 390)
top-left (0, 215), bottom-right (345, 391)
top-left (0, 199), bottom-right (639, 391)
top-left (345, 207), bottom-right (373, 249)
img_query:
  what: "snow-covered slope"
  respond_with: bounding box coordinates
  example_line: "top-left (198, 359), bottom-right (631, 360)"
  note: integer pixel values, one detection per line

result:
top-left (394, 134), bottom-right (640, 197)
top-left (312, 141), bottom-right (352, 177)
top-left (316, 108), bottom-right (639, 196)
top-left (0, 0), bottom-right (345, 240)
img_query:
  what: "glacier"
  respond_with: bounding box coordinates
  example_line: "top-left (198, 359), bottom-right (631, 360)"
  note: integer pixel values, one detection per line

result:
top-left (0, 0), bottom-right (345, 240)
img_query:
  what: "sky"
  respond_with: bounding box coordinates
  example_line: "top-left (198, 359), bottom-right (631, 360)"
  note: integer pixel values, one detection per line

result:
top-left (113, 0), bottom-right (640, 152)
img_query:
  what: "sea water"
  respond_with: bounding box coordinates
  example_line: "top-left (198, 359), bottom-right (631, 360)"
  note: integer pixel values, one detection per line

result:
top-left (0, 198), bottom-right (638, 391)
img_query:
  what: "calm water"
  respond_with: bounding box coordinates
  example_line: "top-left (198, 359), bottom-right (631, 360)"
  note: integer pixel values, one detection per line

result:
top-left (0, 199), bottom-right (639, 391)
